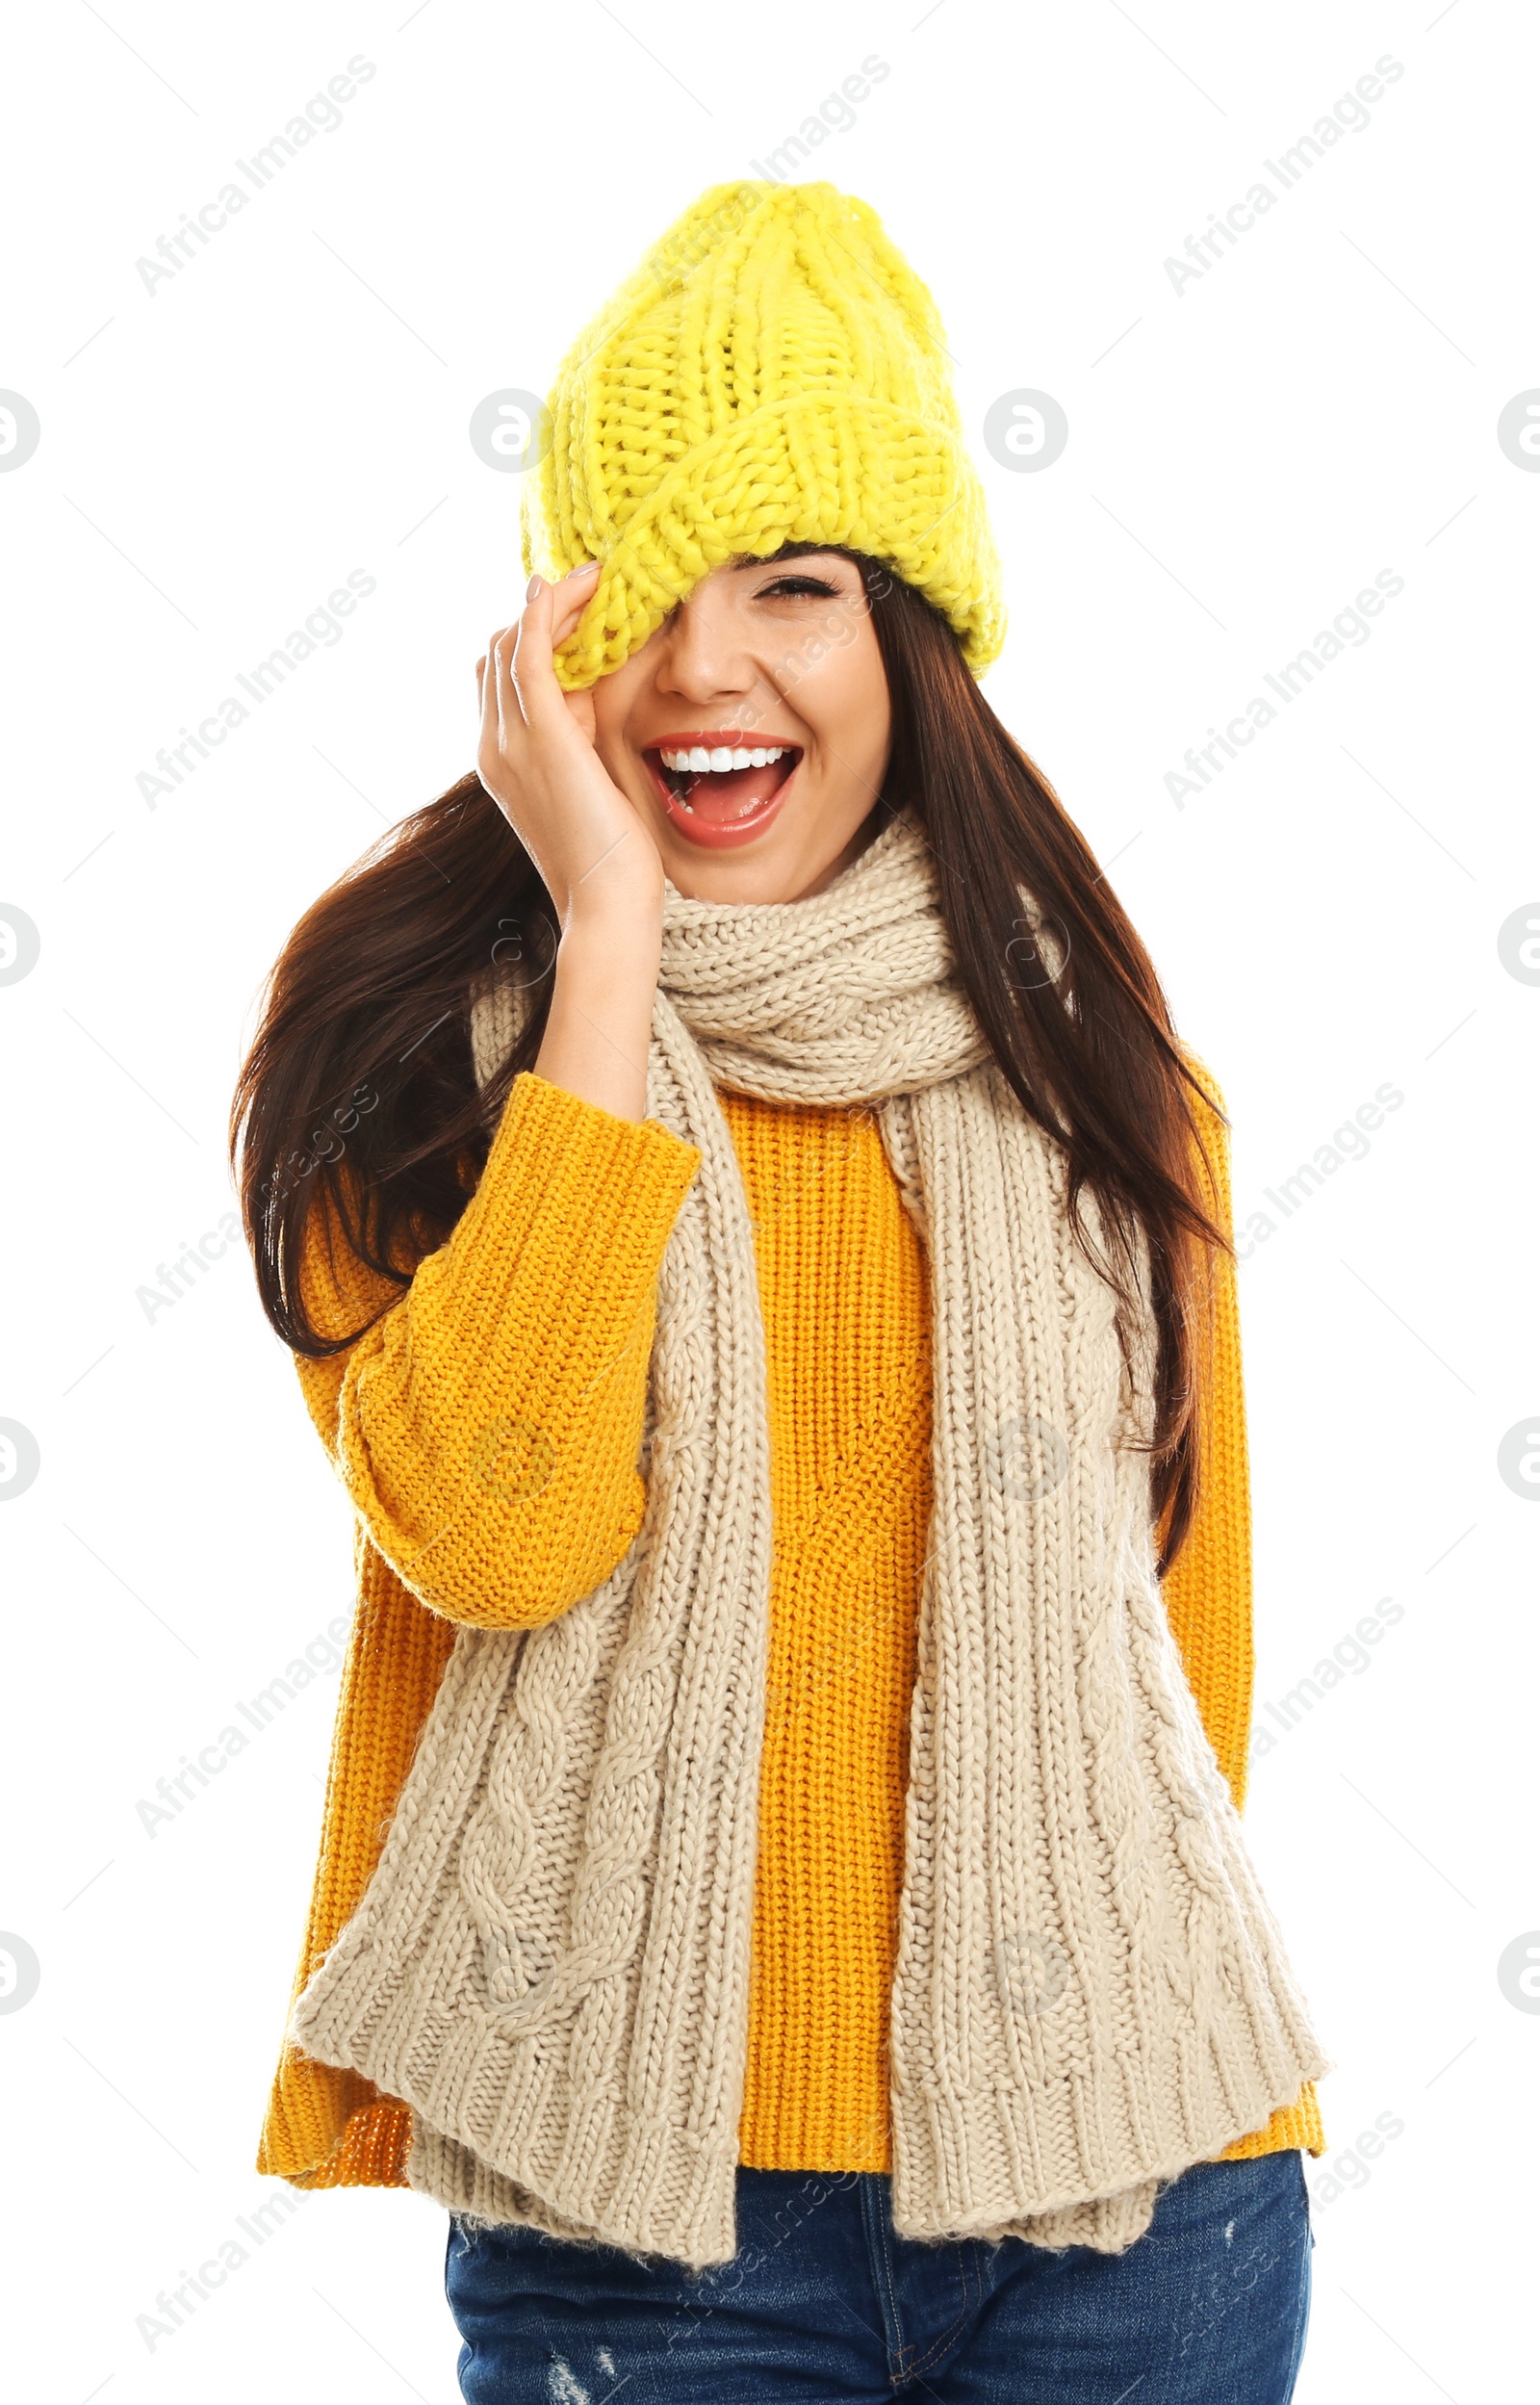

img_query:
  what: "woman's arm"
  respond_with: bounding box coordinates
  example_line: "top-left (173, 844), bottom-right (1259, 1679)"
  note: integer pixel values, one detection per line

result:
top-left (295, 1071), bottom-right (700, 1628)
top-left (290, 560), bottom-right (685, 1623)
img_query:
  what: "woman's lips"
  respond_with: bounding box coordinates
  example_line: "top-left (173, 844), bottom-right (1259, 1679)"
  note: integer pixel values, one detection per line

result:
top-left (642, 738), bottom-right (803, 849)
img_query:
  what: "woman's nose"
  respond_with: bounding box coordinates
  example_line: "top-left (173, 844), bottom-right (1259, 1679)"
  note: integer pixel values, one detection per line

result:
top-left (656, 596), bottom-right (757, 699)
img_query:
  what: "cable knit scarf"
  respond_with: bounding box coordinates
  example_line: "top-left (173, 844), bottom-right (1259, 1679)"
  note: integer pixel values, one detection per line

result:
top-left (289, 809), bottom-right (1327, 2268)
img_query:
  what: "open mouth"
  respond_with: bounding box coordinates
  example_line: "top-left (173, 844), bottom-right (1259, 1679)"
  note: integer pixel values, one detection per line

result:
top-left (642, 733), bottom-right (804, 848)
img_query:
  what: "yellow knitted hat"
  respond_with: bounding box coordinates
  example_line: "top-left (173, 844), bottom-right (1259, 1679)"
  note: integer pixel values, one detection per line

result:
top-left (522, 179), bottom-right (1006, 689)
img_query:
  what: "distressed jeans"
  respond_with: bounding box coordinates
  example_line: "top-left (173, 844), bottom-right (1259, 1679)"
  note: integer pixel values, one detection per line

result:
top-left (444, 2147), bottom-right (1313, 2402)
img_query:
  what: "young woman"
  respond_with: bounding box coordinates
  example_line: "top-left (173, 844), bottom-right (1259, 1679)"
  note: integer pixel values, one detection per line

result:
top-left (235, 180), bottom-right (1329, 2402)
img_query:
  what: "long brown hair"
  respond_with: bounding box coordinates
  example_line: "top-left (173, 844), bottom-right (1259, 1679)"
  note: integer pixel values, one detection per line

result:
top-left (231, 550), bottom-right (1227, 1568)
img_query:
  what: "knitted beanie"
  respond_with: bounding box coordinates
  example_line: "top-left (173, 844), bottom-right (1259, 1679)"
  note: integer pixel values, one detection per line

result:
top-left (521, 179), bottom-right (1006, 689)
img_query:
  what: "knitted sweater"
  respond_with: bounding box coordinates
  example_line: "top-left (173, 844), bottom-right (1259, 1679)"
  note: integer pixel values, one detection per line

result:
top-left (258, 1071), bottom-right (1322, 2193)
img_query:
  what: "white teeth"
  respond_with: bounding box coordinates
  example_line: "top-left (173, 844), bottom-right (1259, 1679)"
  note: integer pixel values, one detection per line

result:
top-left (658, 744), bottom-right (788, 772)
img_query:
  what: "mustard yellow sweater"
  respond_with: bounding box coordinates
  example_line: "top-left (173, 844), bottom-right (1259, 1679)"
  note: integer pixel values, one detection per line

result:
top-left (258, 1072), bottom-right (1322, 2192)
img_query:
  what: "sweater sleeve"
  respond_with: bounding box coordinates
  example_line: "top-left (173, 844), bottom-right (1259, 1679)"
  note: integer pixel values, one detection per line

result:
top-left (294, 1072), bottom-right (702, 1629)
top-left (1159, 1061), bottom-right (1256, 1814)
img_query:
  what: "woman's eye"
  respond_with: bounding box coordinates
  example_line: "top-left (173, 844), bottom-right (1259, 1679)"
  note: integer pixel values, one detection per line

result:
top-left (757, 577), bottom-right (840, 599)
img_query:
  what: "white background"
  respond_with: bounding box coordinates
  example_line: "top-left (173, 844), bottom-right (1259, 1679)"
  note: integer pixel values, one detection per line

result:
top-left (2, 1), bottom-right (1535, 2397)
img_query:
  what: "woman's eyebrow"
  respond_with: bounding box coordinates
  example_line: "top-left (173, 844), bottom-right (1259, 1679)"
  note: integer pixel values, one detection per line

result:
top-left (729, 550), bottom-right (842, 570)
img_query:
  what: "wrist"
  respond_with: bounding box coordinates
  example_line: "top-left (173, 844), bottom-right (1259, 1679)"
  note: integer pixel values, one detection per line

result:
top-left (535, 918), bottom-right (658, 1123)
top-left (560, 819), bottom-right (666, 937)
top-left (559, 892), bottom-right (664, 958)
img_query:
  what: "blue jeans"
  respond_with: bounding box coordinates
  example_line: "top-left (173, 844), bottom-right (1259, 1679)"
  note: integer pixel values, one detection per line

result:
top-left (445, 2148), bottom-right (1312, 2402)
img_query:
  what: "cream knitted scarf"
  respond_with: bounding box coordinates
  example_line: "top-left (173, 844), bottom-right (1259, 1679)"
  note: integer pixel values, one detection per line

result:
top-left (290, 810), bottom-right (1327, 2267)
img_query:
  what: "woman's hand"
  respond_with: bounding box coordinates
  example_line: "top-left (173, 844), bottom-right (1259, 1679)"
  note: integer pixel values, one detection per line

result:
top-left (476, 565), bottom-right (663, 1125)
top-left (476, 564), bottom-right (664, 931)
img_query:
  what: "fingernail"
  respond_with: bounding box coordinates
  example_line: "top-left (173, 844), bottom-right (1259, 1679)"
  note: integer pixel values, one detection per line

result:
top-left (567, 560), bottom-right (601, 580)
top-left (526, 573), bottom-right (544, 601)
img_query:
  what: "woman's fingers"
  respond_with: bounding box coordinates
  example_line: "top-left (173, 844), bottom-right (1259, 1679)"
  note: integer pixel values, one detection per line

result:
top-left (473, 562), bottom-right (645, 923)
top-left (562, 680), bottom-right (599, 748)
top-left (475, 628), bottom-right (512, 779)
top-left (507, 563), bottom-right (599, 732)
top-left (550, 561), bottom-right (602, 639)
top-left (480, 565), bottom-right (596, 756)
